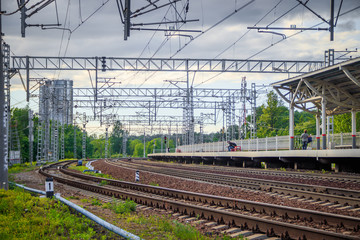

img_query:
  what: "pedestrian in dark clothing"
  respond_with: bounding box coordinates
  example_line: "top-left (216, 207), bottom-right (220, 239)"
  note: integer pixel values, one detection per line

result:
top-left (227, 141), bottom-right (237, 151)
top-left (300, 130), bottom-right (309, 150)
top-left (308, 134), bottom-right (313, 149)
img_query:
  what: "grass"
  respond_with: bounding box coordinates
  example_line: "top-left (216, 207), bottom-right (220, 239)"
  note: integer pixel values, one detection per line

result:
top-left (0, 188), bottom-right (116, 240)
top-left (91, 198), bottom-right (103, 206)
top-left (8, 162), bottom-right (37, 174)
top-left (149, 181), bottom-right (159, 187)
top-left (123, 213), bottom-right (245, 240)
top-left (9, 162), bottom-right (247, 240)
top-left (99, 180), bottom-right (108, 186)
top-left (103, 198), bottom-right (137, 214)
top-left (100, 197), bottom-right (245, 240)
top-left (68, 163), bottom-right (116, 180)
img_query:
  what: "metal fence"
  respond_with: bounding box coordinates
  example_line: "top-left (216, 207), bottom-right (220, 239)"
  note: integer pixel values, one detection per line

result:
top-left (175, 132), bottom-right (360, 153)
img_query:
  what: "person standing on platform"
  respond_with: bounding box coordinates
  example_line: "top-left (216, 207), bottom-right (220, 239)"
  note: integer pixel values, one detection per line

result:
top-left (227, 141), bottom-right (237, 151)
top-left (300, 130), bottom-right (309, 150)
top-left (308, 134), bottom-right (313, 149)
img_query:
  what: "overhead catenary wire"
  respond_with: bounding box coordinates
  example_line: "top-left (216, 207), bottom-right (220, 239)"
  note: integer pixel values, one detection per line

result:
top-left (0, 0), bottom-right (30, 16)
top-left (131, 0), bottom-right (255, 92)
top-left (195, 4), bottom-right (360, 88)
top-left (246, 4), bottom-right (360, 60)
top-left (214, 0), bottom-right (283, 59)
top-left (170, 0), bottom-right (255, 59)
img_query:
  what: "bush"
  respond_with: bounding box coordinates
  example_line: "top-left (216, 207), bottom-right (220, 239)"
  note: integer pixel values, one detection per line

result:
top-left (104, 198), bottom-right (136, 214)
top-left (8, 162), bottom-right (36, 174)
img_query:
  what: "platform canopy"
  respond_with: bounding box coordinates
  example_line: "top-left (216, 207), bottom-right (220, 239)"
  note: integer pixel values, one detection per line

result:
top-left (271, 57), bottom-right (360, 115)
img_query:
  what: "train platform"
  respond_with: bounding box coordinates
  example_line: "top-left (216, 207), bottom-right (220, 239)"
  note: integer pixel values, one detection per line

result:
top-left (148, 149), bottom-right (360, 172)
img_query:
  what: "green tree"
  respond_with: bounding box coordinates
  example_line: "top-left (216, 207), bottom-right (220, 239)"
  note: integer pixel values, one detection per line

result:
top-left (110, 121), bottom-right (123, 155)
top-left (334, 112), bottom-right (360, 133)
top-left (10, 107), bottom-right (30, 162)
top-left (90, 137), bottom-right (106, 158)
top-left (257, 91), bottom-right (289, 138)
top-left (294, 111), bottom-right (316, 135)
top-left (128, 139), bottom-right (141, 155)
top-left (133, 142), bottom-right (144, 157)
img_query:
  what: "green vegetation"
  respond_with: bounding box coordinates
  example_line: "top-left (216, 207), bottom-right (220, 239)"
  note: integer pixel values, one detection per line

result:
top-left (99, 180), bottom-right (108, 186)
top-left (103, 198), bottom-right (137, 214)
top-left (0, 188), bottom-right (114, 240)
top-left (68, 163), bottom-right (115, 179)
top-left (149, 181), bottom-right (160, 187)
top-left (8, 165), bottom-right (245, 240)
top-left (91, 198), bottom-right (103, 206)
top-left (8, 162), bottom-right (37, 174)
top-left (124, 213), bottom-right (244, 240)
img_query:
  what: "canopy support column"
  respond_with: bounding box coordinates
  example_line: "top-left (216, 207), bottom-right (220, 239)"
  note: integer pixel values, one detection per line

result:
top-left (352, 110), bottom-right (357, 149)
top-left (316, 113), bottom-right (321, 150)
top-left (289, 92), bottom-right (295, 150)
top-left (322, 97), bottom-right (327, 150)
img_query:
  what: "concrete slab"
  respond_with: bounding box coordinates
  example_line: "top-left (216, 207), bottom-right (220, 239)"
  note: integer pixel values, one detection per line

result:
top-left (193, 220), bottom-right (207, 224)
top-left (205, 222), bottom-right (217, 227)
top-left (337, 206), bottom-right (353, 210)
top-left (149, 149), bottom-right (360, 160)
top-left (222, 228), bottom-right (242, 234)
top-left (247, 233), bottom-right (268, 239)
top-left (212, 224), bottom-right (228, 230)
top-left (229, 230), bottom-right (253, 238)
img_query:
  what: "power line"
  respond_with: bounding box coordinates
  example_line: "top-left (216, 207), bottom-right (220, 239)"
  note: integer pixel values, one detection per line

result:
top-left (214, 0), bottom-right (283, 59)
top-left (195, 4), bottom-right (360, 88)
top-left (0, 0), bottom-right (30, 16)
top-left (170, 0), bottom-right (255, 59)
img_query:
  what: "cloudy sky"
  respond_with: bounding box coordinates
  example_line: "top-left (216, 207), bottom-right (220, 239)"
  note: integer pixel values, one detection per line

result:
top-left (3, 0), bottom-right (360, 135)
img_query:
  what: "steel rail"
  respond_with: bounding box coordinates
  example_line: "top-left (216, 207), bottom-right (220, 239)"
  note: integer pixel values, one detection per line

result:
top-left (137, 159), bottom-right (360, 184)
top-left (109, 160), bottom-right (360, 206)
top-left (57, 161), bottom-right (360, 230)
top-left (39, 162), bottom-right (360, 240)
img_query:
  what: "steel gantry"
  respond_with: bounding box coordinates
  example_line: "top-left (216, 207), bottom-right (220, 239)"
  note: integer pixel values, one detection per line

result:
top-left (12, 56), bottom-right (324, 101)
top-left (11, 55), bottom-right (326, 160)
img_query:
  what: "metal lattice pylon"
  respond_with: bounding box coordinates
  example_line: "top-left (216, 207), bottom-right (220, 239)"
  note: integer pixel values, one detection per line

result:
top-left (73, 117), bottom-right (77, 159)
top-left (9, 121), bottom-right (22, 165)
top-left (250, 83), bottom-right (257, 139)
top-left (240, 77), bottom-right (247, 139)
top-left (28, 110), bottom-right (33, 164)
top-left (122, 130), bottom-right (127, 157)
top-left (82, 112), bottom-right (86, 160)
top-left (3, 43), bottom-right (10, 166)
top-left (105, 126), bottom-right (109, 159)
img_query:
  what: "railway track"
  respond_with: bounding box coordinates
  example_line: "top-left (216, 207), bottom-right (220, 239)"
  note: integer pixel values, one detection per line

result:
top-left (108, 159), bottom-right (360, 208)
top-left (141, 159), bottom-right (360, 185)
top-left (39, 160), bottom-right (360, 240)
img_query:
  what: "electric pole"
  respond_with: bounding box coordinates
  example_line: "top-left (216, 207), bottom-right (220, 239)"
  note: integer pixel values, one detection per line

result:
top-left (0, 0), bottom-right (9, 190)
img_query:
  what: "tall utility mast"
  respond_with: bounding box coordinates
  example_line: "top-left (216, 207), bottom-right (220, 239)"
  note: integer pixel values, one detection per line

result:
top-left (28, 110), bottom-right (33, 164)
top-left (82, 112), bottom-right (87, 160)
top-left (73, 117), bottom-right (77, 159)
top-left (9, 121), bottom-right (22, 165)
top-left (0, 0), bottom-right (9, 189)
top-left (240, 77), bottom-right (247, 139)
top-left (37, 80), bottom-right (73, 162)
top-left (250, 83), bottom-right (257, 139)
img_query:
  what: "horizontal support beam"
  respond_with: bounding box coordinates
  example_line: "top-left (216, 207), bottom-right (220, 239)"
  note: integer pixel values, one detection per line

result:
top-left (73, 99), bottom-right (225, 109)
top-left (13, 56), bottom-right (324, 73)
top-left (74, 87), bottom-right (252, 99)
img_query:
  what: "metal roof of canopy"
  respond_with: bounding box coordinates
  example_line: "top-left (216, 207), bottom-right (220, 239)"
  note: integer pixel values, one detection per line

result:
top-left (271, 57), bottom-right (360, 115)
